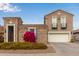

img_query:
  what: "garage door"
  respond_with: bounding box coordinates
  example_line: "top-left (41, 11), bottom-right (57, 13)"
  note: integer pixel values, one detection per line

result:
top-left (48, 33), bottom-right (70, 42)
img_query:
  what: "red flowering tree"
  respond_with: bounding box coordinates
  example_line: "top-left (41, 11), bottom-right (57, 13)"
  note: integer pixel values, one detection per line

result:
top-left (23, 31), bottom-right (36, 42)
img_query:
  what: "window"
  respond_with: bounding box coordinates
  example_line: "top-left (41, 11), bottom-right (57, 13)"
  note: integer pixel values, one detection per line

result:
top-left (28, 27), bottom-right (36, 36)
top-left (60, 16), bottom-right (67, 29)
top-left (30, 29), bottom-right (34, 32)
top-left (52, 16), bottom-right (57, 29)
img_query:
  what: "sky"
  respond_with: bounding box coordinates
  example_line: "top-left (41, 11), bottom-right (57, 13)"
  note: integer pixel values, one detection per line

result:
top-left (0, 3), bottom-right (79, 30)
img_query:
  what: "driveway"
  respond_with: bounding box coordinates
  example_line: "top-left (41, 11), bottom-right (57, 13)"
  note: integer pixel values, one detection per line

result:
top-left (49, 42), bottom-right (79, 56)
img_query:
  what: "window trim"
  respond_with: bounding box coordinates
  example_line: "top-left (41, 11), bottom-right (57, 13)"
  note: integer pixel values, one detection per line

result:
top-left (60, 16), bottom-right (66, 24)
top-left (52, 23), bottom-right (58, 29)
top-left (52, 16), bottom-right (57, 28)
top-left (60, 16), bottom-right (67, 29)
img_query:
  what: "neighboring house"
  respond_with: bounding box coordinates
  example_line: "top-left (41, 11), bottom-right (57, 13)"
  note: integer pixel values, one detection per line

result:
top-left (73, 29), bottom-right (79, 41)
top-left (0, 26), bottom-right (4, 40)
top-left (0, 10), bottom-right (73, 44)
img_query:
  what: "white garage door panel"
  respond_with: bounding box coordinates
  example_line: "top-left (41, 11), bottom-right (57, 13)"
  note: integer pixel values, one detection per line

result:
top-left (48, 33), bottom-right (69, 42)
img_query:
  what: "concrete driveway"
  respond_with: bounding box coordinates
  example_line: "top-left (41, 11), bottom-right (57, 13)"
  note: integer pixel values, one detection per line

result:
top-left (49, 42), bottom-right (79, 56)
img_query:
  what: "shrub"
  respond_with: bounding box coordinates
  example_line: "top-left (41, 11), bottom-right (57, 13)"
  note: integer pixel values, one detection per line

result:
top-left (0, 42), bottom-right (47, 50)
top-left (23, 31), bottom-right (36, 42)
top-left (70, 36), bottom-right (76, 43)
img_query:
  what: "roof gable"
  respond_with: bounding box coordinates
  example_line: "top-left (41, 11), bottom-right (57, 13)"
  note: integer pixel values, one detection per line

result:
top-left (45, 9), bottom-right (74, 17)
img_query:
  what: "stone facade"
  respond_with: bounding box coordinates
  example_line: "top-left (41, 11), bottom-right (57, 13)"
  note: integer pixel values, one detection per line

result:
top-left (44, 10), bottom-right (73, 32)
top-left (19, 24), bottom-right (48, 44)
top-left (3, 17), bottom-right (48, 44)
top-left (0, 9), bottom-right (73, 44)
top-left (3, 17), bottom-right (23, 42)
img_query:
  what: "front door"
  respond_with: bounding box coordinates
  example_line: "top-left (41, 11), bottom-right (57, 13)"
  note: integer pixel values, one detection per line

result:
top-left (8, 26), bottom-right (14, 42)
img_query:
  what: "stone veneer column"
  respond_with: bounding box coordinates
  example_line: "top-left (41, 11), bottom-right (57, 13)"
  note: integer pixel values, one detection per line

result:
top-left (3, 17), bottom-right (23, 42)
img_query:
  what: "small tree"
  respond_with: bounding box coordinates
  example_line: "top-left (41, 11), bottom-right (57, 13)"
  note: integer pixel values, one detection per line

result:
top-left (23, 31), bottom-right (36, 42)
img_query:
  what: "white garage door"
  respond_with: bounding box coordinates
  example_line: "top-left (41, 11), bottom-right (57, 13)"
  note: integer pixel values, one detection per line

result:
top-left (48, 33), bottom-right (70, 42)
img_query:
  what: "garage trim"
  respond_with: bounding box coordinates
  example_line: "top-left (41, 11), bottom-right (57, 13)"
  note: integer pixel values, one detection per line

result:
top-left (48, 31), bottom-right (71, 42)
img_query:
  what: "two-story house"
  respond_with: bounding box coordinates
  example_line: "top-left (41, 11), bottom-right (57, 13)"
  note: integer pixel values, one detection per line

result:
top-left (44, 10), bottom-right (73, 42)
top-left (0, 10), bottom-right (73, 44)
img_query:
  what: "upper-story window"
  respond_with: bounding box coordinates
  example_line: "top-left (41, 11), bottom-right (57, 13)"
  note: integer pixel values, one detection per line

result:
top-left (52, 16), bottom-right (57, 29)
top-left (60, 16), bottom-right (67, 29)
